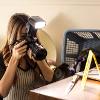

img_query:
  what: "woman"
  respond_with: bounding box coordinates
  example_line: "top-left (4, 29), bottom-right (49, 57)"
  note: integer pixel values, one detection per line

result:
top-left (0, 13), bottom-right (55, 100)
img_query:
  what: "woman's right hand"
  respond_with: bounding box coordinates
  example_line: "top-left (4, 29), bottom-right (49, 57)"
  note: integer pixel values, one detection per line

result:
top-left (12, 40), bottom-right (27, 60)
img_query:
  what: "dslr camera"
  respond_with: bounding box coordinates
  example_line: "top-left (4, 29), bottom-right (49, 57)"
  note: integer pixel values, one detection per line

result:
top-left (25, 16), bottom-right (47, 60)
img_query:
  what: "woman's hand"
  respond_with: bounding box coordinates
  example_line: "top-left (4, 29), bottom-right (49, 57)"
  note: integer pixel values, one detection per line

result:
top-left (12, 40), bottom-right (27, 60)
top-left (27, 48), bottom-right (37, 62)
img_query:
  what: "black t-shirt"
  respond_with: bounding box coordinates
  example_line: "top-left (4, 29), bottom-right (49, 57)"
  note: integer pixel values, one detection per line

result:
top-left (0, 53), bottom-right (6, 79)
top-left (0, 96), bottom-right (3, 100)
top-left (0, 53), bottom-right (6, 99)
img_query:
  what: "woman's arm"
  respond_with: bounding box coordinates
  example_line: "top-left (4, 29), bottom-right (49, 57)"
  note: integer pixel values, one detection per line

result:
top-left (0, 56), bottom-right (19, 97)
top-left (36, 60), bottom-right (56, 82)
top-left (0, 40), bottom-right (27, 97)
top-left (28, 49), bottom-right (56, 82)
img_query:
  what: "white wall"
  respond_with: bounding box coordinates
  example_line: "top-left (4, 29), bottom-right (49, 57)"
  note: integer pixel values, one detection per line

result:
top-left (0, 0), bottom-right (100, 65)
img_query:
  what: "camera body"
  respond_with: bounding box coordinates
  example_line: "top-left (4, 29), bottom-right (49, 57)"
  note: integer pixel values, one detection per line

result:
top-left (26, 23), bottom-right (47, 60)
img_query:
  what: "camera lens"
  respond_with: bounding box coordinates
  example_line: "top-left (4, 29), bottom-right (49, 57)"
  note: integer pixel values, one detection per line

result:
top-left (34, 48), bottom-right (47, 60)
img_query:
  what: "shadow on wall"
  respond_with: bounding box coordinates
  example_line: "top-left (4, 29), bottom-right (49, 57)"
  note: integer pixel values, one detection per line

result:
top-left (37, 29), bottom-right (57, 63)
top-left (45, 13), bottom-right (76, 65)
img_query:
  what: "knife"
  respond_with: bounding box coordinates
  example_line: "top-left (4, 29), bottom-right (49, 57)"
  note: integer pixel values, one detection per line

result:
top-left (66, 75), bottom-right (80, 94)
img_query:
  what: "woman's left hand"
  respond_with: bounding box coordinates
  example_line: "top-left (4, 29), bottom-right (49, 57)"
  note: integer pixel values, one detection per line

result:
top-left (27, 48), bottom-right (37, 62)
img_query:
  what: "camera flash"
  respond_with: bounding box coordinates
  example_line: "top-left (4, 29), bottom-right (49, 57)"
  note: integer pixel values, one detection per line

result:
top-left (28, 16), bottom-right (46, 29)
